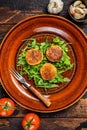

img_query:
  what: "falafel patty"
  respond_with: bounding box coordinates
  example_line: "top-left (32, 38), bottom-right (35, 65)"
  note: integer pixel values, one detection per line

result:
top-left (25, 49), bottom-right (43, 65)
top-left (46, 45), bottom-right (63, 62)
top-left (40, 63), bottom-right (57, 80)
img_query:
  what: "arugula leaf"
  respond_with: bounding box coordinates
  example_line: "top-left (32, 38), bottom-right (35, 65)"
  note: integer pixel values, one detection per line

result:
top-left (17, 37), bottom-right (73, 89)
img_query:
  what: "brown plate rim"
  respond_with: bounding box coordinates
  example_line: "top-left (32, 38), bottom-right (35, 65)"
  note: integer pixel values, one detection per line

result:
top-left (0, 14), bottom-right (87, 113)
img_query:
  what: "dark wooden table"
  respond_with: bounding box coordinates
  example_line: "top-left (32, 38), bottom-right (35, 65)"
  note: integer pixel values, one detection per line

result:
top-left (0, 0), bottom-right (87, 130)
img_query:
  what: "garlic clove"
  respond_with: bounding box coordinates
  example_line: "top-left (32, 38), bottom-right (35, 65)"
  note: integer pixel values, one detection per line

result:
top-left (79, 3), bottom-right (86, 9)
top-left (69, 5), bottom-right (75, 15)
top-left (83, 8), bottom-right (87, 14)
top-left (75, 7), bottom-right (85, 14)
top-left (74, 12), bottom-right (85, 19)
top-left (73, 0), bottom-right (82, 7)
top-left (69, 0), bottom-right (87, 21)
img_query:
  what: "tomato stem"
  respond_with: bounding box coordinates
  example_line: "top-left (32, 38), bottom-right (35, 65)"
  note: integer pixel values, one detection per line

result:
top-left (24, 118), bottom-right (35, 130)
top-left (0, 102), bottom-right (15, 110)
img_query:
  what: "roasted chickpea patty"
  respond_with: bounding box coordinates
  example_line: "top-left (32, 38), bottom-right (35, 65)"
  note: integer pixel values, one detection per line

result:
top-left (40, 63), bottom-right (57, 80)
top-left (25, 49), bottom-right (43, 65)
top-left (46, 45), bottom-right (63, 62)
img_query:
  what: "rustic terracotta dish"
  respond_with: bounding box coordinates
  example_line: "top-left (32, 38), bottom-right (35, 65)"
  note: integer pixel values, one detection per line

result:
top-left (0, 15), bottom-right (87, 113)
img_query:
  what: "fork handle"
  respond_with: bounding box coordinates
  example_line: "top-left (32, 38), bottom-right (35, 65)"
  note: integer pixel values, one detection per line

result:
top-left (28, 86), bottom-right (51, 107)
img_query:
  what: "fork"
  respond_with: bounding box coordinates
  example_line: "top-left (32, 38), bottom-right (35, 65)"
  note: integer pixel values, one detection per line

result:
top-left (9, 68), bottom-right (51, 107)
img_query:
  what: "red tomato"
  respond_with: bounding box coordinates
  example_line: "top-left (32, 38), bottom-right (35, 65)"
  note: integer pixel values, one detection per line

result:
top-left (22, 113), bottom-right (40, 130)
top-left (0, 98), bottom-right (15, 116)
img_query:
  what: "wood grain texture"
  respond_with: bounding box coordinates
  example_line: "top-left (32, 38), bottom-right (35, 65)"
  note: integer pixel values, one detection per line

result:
top-left (0, 119), bottom-right (9, 127)
top-left (1, 91), bottom-right (85, 118)
top-left (0, 6), bottom-right (87, 34)
top-left (13, 98), bottom-right (87, 118)
top-left (0, 117), bottom-right (87, 130)
top-left (0, 15), bottom-right (87, 112)
top-left (0, 84), bottom-right (87, 126)
top-left (0, 0), bottom-right (87, 129)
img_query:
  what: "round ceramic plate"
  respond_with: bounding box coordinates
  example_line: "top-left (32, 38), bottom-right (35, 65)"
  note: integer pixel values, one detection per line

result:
top-left (0, 15), bottom-right (87, 113)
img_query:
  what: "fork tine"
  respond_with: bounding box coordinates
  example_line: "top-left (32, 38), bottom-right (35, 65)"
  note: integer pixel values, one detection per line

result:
top-left (9, 68), bottom-right (20, 80)
top-left (11, 68), bottom-right (21, 77)
top-left (9, 68), bottom-right (51, 107)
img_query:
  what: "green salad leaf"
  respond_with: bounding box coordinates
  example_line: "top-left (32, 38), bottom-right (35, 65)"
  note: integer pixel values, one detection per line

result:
top-left (17, 37), bottom-right (73, 89)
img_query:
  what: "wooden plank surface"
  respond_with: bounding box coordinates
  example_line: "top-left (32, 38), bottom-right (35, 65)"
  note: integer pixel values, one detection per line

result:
top-left (0, 117), bottom-right (87, 130)
top-left (0, 84), bottom-right (87, 119)
top-left (0, 0), bottom-right (87, 129)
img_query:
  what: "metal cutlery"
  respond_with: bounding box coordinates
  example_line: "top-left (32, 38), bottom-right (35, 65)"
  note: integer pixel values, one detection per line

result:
top-left (9, 68), bottom-right (51, 107)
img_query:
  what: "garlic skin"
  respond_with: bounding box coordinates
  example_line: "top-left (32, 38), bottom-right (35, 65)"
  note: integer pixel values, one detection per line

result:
top-left (75, 7), bottom-right (84, 14)
top-left (70, 5), bottom-right (75, 15)
top-left (73, 0), bottom-right (82, 7)
top-left (74, 12), bottom-right (85, 19)
top-left (83, 9), bottom-right (87, 14)
top-left (48, 0), bottom-right (64, 14)
top-left (69, 0), bottom-right (87, 20)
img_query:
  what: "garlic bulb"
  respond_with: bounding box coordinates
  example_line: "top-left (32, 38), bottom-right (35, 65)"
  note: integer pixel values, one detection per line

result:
top-left (48, 0), bottom-right (64, 14)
